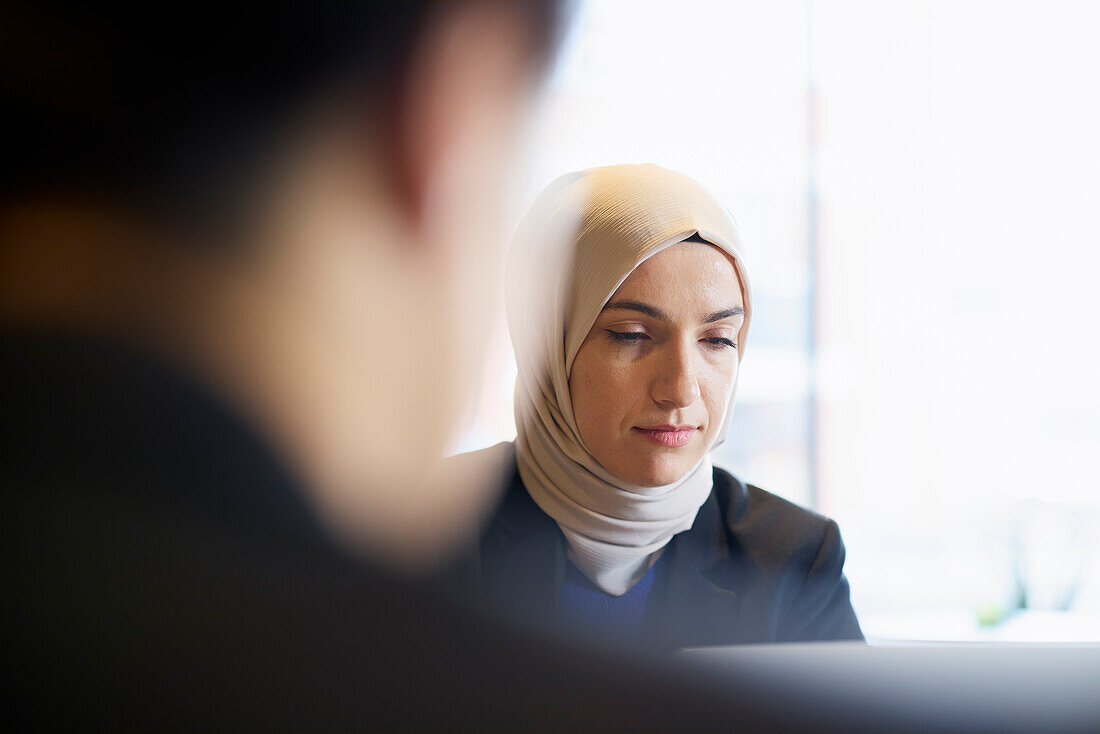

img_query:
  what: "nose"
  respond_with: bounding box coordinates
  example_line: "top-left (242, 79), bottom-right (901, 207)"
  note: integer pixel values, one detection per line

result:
top-left (650, 338), bottom-right (701, 409)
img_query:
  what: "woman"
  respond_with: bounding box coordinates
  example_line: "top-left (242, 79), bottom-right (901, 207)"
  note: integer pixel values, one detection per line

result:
top-left (452, 164), bottom-right (861, 651)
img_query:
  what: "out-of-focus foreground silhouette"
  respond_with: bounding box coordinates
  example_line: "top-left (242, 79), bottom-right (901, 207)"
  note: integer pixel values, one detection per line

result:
top-left (0, 3), bottom-right (760, 730)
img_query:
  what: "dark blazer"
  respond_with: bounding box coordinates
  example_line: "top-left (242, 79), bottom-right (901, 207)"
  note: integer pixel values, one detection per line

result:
top-left (454, 444), bottom-right (863, 651)
top-left (0, 332), bottom-right (818, 732)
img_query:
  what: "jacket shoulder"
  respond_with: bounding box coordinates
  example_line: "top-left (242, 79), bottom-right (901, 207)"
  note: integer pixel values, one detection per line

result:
top-left (713, 465), bottom-right (833, 528)
top-left (708, 466), bottom-right (862, 641)
top-left (710, 465), bottom-right (839, 563)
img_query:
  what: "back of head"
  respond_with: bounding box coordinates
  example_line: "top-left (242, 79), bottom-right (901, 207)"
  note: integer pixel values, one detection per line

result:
top-left (1, 2), bottom-right (567, 236)
top-left (1, 1), bottom-right (572, 565)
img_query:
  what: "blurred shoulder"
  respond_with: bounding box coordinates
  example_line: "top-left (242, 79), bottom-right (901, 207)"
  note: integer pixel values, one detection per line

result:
top-left (444, 441), bottom-right (517, 488)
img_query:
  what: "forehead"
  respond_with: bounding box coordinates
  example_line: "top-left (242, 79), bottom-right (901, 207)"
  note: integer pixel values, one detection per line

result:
top-left (613, 242), bottom-right (744, 307)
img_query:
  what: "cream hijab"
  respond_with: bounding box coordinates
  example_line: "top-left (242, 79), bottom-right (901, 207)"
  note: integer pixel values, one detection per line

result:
top-left (507, 164), bottom-right (753, 595)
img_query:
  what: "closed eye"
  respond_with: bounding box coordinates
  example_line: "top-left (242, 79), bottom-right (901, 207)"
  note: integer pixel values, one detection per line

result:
top-left (703, 337), bottom-right (737, 350)
top-left (606, 330), bottom-right (648, 343)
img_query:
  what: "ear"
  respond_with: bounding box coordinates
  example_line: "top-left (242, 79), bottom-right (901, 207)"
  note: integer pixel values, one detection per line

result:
top-left (386, 3), bottom-right (536, 239)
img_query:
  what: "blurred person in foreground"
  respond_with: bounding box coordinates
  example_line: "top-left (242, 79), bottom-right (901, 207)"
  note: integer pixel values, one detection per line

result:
top-left (0, 4), bottom-right (787, 731)
top-left (447, 165), bottom-right (861, 649)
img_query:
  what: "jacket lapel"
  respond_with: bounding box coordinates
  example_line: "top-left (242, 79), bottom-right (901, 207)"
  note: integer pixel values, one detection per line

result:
top-left (477, 466), bottom-right (744, 650)
top-left (478, 471), bottom-right (566, 630)
top-left (650, 490), bottom-right (741, 650)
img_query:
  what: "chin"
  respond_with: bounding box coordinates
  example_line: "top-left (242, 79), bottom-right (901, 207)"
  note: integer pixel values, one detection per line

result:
top-left (629, 456), bottom-right (696, 488)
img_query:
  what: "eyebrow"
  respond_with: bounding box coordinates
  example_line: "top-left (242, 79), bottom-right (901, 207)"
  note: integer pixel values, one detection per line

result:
top-left (603, 300), bottom-right (745, 324)
top-left (703, 307), bottom-right (745, 323)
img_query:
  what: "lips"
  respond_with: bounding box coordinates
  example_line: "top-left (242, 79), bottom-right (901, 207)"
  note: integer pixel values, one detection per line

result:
top-left (633, 425), bottom-right (697, 448)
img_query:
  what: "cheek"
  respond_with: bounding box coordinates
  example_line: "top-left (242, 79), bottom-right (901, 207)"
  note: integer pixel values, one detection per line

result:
top-left (570, 353), bottom-right (632, 439)
top-left (700, 359), bottom-right (739, 428)
top-left (568, 357), bottom-right (597, 438)
top-left (571, 363), bottom-right (608, 431)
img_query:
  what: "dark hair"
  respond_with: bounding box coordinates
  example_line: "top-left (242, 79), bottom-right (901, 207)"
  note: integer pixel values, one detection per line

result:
top-left (1, 2), bottom-right (567, 233)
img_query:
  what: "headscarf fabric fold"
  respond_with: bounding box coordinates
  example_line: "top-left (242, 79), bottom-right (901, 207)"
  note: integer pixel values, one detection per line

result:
top-left (507, 164), bottom-right (752, 595)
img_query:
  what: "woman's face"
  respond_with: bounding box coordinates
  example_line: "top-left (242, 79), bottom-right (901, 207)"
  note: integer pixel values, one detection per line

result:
top-left (569, 242), bottom-right (745, 487)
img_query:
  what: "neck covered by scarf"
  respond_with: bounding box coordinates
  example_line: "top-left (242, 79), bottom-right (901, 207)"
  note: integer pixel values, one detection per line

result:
top-left (507, 165), bottom-right (753, 596)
